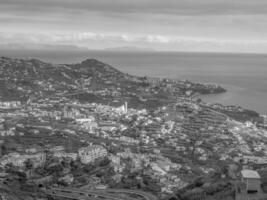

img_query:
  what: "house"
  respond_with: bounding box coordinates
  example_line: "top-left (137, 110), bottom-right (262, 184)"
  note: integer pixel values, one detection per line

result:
top-left (0, 101), bottom-right (21, 109)
top-left (28, 175), bottom-right (53, 187)
top-left (241, 170), bottom-right (261, 193)
top-left (75, 117), bottom-right (95, 124)
top-left (236, 170), bottom-right (267, 200)
top-left (183, 188), bottom-right (206, 200)
top-left (242, 156), bottom-right (267, 165)
top-left (150, 163), bottom-right (167, 176)
top-left (78, 145), bottom-right (107, 164)
top-left (53, 152), bottom-right (78, 161)
top-left (0, 152), bottom-right (46, 168)
top-left (49, 145), bottom-right (65, 152)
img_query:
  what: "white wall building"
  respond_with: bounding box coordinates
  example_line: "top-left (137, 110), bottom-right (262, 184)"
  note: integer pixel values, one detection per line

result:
top-left (0, 152), bottom-right (46, 168)
top-left (0, 101), bottom-right (21, 109)
top-left (241, 169), bottom-right (261, 193)
top-left (78, 145), bottom-right (107, 164)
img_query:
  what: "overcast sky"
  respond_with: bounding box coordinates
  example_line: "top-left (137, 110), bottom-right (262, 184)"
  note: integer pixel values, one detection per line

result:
top-left (1, 0), bottom-right (267, 52)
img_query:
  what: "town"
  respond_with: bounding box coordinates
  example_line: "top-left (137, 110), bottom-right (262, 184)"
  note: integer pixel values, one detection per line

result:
top-left (0, 57), bottom-right (267, 200)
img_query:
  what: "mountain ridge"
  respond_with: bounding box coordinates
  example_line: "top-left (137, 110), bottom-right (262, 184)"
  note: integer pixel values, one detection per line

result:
top-left (0, 56), bottom-right (226, 110)
top-left (105, 46), bottom-right (156, 52)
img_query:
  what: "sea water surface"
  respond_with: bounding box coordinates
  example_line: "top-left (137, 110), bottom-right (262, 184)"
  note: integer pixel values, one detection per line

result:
top-left (1, 50), bottom-right (267, 114)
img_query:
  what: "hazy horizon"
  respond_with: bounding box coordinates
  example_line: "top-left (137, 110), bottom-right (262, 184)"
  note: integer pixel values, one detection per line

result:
top-left (1, 0), bottom-right (267, 53)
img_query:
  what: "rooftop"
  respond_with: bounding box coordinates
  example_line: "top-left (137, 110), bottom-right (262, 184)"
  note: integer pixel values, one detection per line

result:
top-left (241, 169), bottom-right (261, 179)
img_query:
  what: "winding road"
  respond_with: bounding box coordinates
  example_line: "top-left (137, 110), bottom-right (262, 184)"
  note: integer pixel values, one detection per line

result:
top-left (45, 187), bottom-right (158, 200)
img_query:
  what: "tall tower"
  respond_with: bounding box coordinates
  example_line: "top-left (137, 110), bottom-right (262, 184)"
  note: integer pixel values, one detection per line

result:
top-left (125, 102), bottom-right (128, 113)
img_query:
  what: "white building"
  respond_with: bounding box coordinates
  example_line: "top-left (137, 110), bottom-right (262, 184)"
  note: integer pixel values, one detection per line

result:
top-left (241, 169), bottom-right (261, 193)
top-left (75, 116), bottom-right (95, 124)
top-left (53, 152), bottom-right (78, 161)
top-left (0, 152), bottom-right (46, 168)
top-left (150, 163), bottom-right (167, 176)
top-left (78, 145), bottom-right (107, 164)
top-left (116, 102), bottom-right (128, 114)
top-left (119, 136), bottom-right (140, 144)
top-left (243, 156), bottom-right (267, 165)
top-left (0, 101), bottom-right (21, 109)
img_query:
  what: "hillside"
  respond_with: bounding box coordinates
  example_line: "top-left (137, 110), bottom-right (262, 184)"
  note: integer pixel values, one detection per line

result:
top-left (0, 56), bottom-right (266, 200)
top-left (0, 56), bottom-right (225, 109)
top-left (0, 57), bottom-right (128, 99)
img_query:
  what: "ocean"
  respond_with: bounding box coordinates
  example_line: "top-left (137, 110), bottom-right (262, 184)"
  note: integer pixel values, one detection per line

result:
top-left (1, 50), bottom-right (267, 114)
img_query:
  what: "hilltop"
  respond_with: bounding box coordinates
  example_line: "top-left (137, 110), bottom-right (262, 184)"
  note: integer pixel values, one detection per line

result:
top-left (0, 56), bottom-right (225, 109)
top-left (0, 57), bottom-right (128, 99)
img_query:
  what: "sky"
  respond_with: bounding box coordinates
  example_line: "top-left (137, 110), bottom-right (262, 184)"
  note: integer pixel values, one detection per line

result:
top-left (1, 0), bottom-right (267, 53)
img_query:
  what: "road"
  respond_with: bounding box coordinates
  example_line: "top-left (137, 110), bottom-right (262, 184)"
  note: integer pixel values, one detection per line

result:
top-left (45, 190), bottom-right (99, 200)
top-left (99, 188), bottom-right (158, 200)
top-left (45, 187), bottom-right (158, 200)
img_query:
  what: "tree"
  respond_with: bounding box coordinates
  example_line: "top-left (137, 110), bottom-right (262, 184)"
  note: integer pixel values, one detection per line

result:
top-left (61, 157), bottom-right (71, 168)
top-left (83, 164), bottom-right (95, 173)
top-left (1, 144), bottom-right (7, 155)
top-left (24, 159), bottom-right (34, 178)
top-left (5, 162), bottom-right (16, 173)
top-left (99, 157), bottom-right (110, 167)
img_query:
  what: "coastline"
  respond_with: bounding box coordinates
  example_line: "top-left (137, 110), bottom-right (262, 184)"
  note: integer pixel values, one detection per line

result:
top-left (1, 50), bottom-right (267, 114)
top-left (198, 83), bottom-right (266, 115)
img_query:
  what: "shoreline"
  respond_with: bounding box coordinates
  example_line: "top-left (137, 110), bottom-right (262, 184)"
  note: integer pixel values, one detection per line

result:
top-left (1, 51), bottom-right (267, 114)
top-left (199, 83), bottom-right (265, 115)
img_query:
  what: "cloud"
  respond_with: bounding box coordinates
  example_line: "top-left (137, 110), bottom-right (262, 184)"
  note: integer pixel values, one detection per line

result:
top-left (1, 0), bottom-right (267, 15)
top-left (1, 31), bottom-right (267, 53)
top-left (1, 1), bottom-right (267, 53)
